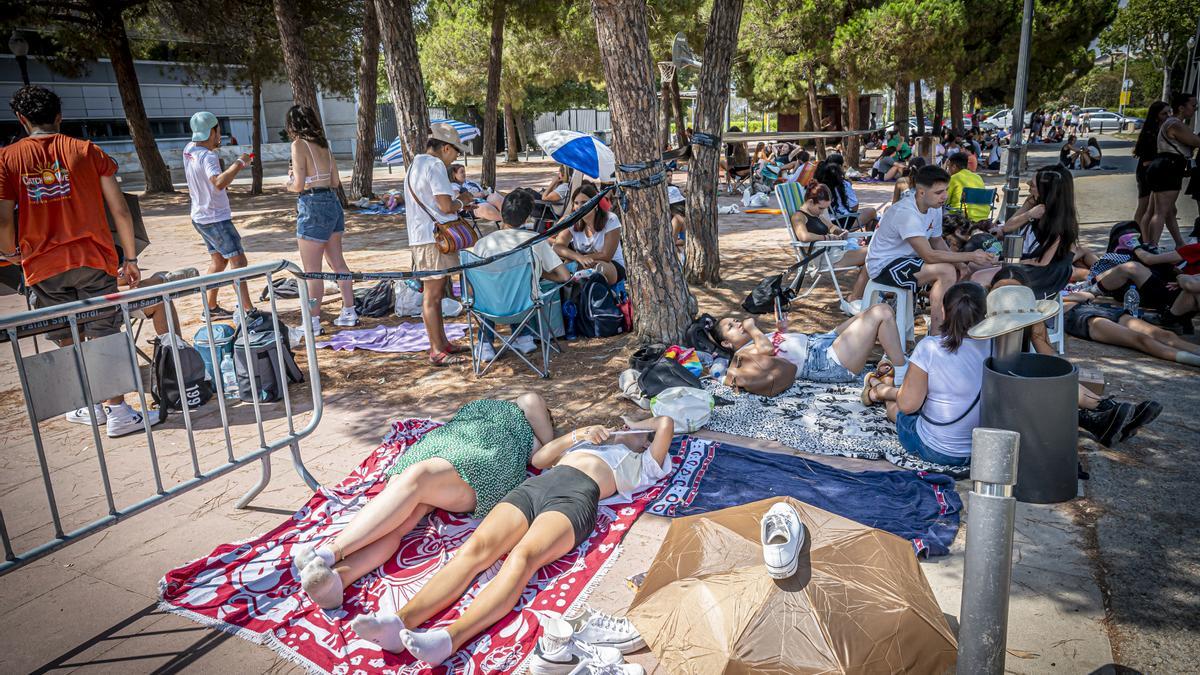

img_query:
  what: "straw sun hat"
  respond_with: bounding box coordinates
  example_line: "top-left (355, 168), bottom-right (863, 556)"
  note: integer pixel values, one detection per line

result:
top-left (429, 122), bottom-right (468, 154)
top-left (968, 284), bottom-right (1059, 339)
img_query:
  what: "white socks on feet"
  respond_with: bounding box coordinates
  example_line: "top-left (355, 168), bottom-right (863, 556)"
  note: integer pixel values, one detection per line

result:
top-left (349, 613), bottom-right (407, 653)
top-left (294, 543), bottom-right (336, 571)
top-left (401, 627), bottom-right (454, 665)
top-left (300, 559), bottom-right (344, 609)
top-left (1176, 350), bottom-right (1200, 367)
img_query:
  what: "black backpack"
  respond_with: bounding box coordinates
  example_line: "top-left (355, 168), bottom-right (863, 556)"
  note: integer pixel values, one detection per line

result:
top-left (638, 358), bottom-right (703, 398)
top-left (233, 328), bottom-right (304, 403)
top-left (260, 277), bottom-right (300, 301)
top-left (353, 280), bottom-right (395, 318)
top-left (571, 277), bottom-right (625, 338)
top-left (742, 273), bottom-right (792, 315)
top-left (151, 338), bottom-right (214, 413)
top-left (683, 313), bottom-right (730, 358)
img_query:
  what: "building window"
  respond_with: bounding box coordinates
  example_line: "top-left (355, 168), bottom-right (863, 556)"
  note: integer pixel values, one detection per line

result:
top-left (0, 116), bottom-right (232, 146)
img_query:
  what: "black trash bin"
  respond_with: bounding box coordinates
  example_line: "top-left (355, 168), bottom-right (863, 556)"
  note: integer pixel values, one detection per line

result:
top-left (981, 353), bottom-right (1079, 504)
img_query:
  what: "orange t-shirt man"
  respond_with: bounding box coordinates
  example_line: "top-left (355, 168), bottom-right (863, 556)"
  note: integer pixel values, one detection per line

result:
top-left (0, 134), bottom-right (120, 286)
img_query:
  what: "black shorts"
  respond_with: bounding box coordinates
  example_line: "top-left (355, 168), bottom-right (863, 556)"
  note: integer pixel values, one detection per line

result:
top-left (669, 202), bottom-right (686, 217)
top-left (30, 266), bottom-right (122, 341)
top-left (499, 465), bottom-right (600, 548)
top-left (613, 261), bottom-right (627, 284)
top-left (1147, 154), bottom-right (1188, 193)
top-left (1103, 273), bottom-right (1179, 310)
top-left (1065, 303), bottom-right (1127, 341)
top-left (1135, 162), bottom-right (1152, 199)
top-left (871, 256), bottom-right (924, 294)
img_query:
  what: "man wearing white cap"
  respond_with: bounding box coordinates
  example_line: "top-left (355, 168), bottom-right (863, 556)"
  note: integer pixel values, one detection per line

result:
top-left (183, 111), bottom-right (254, 316)
top-left (405, 123), bottom-right (474, 366)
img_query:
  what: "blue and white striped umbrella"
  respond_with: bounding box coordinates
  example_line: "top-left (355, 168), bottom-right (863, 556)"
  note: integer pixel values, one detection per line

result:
top-left (536, 130), bottom-right (615, 180)
top-left (379, 119), bottom-right (482, 166)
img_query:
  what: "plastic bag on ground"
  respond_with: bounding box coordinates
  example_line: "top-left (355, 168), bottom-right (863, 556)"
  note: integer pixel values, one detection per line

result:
top-left (650, 386), bottom-right (714, 432)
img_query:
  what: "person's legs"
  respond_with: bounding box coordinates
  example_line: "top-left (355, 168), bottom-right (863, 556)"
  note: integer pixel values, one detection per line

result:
top-left (971, 265), bottom-right (1002, 287)
top-left (1120, 314), bottom-right (1200, 354)
top-left (322, 233), bottom-right (355, 309)
top-left (913, 262), bottom-right (957, 334)
top-left (226, 252), bottom-right (254, 310)
top-left (204, 252), bottom-right (229, 309)
top-left (297, 238), bottom-right (327, 322)
top-left (1087, 317), bottom-right (1187, 362)
top-left (515, 392), bottom-right (555, 449)
top-left (830, 303), bottom-right (907, 373)
top-left (474, 202), bottom-right (502, 222)
top-left (1145, 191), bottom-right (1179, 247)
top-left (591, 260), bottom-right (619, 286)
top-left (422, 276), bottom-right (451, 354)
top-left (1096, 261), bottom-right (1152, 294)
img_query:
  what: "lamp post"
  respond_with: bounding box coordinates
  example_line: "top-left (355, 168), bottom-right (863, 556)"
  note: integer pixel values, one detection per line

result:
top-left (8, 30), bottom-right (30, 86)
top-left (1001, 0), bottom-right (1034, 223)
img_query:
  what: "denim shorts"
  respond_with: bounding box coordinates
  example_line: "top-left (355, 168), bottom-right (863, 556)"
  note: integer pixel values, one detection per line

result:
top-left (296, 189), bottom-right (345, 242)
top-left (895, 411), bottom-right (971, 467)
top-left (193, 218), bottom-right (244, 259)
top-left (798, 332), bottom-right (856, 383)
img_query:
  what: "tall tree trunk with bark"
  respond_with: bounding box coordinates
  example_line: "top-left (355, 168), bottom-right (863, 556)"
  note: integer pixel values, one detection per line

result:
top-left (685, 0), bottom-right (744, 286)
top-left (272, 0), bottom-right (320, 118)
top-left (933, 85), bottom-right (944, 134)
top-left (914, 80), bottom-right (925, 135)
top-left (350, 0), bottom-right (379, 200)
top-left (503, 101), bottom-right (519, 163)
top-left (895, 78), bottom-right (910, 139)
top-left (806, 66), bottom-right (826, 158)
top-left (93, 4), bottom-right (174, 193)
top-left (377, 0), bottom-right (430, 167)
top-left (670, 73), bottom-right (687, 147)
top-left (251, 74), bottom-right (264, 195)
top-left (514, 110), bottom-right (527, 160)
top-left (950, 81), bottom-right (964, 134)
top-left (591, 0), bottom-right (691, 341)
top-left (845, 84), bottom-right (861, 167)
top-left (659, 76), bottom-right (673, 150)
top-left (481, 1), bottom-right (506, 186)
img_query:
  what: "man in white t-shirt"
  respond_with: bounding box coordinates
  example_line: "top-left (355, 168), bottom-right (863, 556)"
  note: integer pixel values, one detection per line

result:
top-left (866, 165), bottom-right (995, 333)
top-left (469, 190), bottom-right (571, 362)
top-left (183, 111), bottom-right (254, 315)
top-left (405, 123), bottom-right (475, 365)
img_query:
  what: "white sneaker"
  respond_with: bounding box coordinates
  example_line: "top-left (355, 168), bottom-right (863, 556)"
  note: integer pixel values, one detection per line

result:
top-left (333, 307), bottom-right (359, 327)
top-left (565, 606), bottom-right (645, 654)
top-left (475, 342), bottom-right (496, 363)
top-left (567, 663), bottom-right (645, 675)
top-left (761, 502), bottom-right (804, 579)
top-left (528, 635), bottom-right (625, 675)
top-left (104, 404), bottom-right (161, 438)
top-left (309, 315), bottom-right (323, 336)
top-left (513, 335), bottom-right (538, 354)
top-left (65, 404), bottom-right (106, 425)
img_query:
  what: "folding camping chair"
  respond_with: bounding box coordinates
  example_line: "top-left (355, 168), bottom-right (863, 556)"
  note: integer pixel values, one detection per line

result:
top-left (961, 186), bottom-right (998, 223)
top-left (773, 182), bottom-right (871, 315)
top-left (459, 249), bottom-right (567, 378)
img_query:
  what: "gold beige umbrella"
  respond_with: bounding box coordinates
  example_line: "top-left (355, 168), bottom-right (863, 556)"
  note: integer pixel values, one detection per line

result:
top-left (628, 497), bottom-right (956, 674)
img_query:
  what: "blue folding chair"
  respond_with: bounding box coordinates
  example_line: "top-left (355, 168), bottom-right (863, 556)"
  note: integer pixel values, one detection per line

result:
top-left (459, 249), bottom-right (566, 378)
top-left (961, 186), bottom-right (998, 222)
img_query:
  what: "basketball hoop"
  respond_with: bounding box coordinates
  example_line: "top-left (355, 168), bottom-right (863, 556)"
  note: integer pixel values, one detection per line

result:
top-left (657, 61), bottom-right (676, 85)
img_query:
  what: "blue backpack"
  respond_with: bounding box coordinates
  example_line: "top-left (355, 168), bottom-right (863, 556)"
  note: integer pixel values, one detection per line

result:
top-left (571, 277), bottom-right (625, 338)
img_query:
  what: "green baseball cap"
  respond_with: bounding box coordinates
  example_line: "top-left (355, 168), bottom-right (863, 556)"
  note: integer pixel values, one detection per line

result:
top-left (189, 111), bottom-right (219, 142)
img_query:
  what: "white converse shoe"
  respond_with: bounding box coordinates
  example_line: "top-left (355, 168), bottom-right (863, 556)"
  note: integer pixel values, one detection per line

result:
top-left (64, 404), bottom-right (106, 426)
top-left (564, 606), bottom-right (645, 654)
top-left (513, 335), bottom-right (538, 354)
top-left (567, 663), bottom-right (645, 675)
top-left (104, 404), bottom-right (161, 438)
top-left (528, 634), bottom-right (625, 675)
top-left (333, 307), bottom-right (359, 327)
top-left (474, 342), bottom-right (496, 363)
top-left (761, 502), bottom-right (804, 579)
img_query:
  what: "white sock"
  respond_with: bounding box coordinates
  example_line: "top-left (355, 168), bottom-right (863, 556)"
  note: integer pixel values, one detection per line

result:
top-left (401, 627), bottom-right (454, 665)
top-left (892, 362), bottom-right (909, 386)
top-left (349, 613), bottom-right (407, 653)
top-left (300, 559), bottom-right (345, 609)
top-left (315, 546), bottom-right (335, 567)
top-left (1176, 351), bottom-right (1200, 367)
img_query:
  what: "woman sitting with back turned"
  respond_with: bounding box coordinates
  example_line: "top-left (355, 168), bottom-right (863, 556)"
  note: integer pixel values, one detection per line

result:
top-left (552, 182), bottom-right (626, 286)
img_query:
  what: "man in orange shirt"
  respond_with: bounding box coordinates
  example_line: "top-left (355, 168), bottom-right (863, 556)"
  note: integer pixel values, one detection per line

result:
top-left (0, 85), bottom-right (160, 437)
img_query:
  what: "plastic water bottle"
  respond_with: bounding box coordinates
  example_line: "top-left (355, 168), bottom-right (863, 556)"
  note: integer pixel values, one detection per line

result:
top-left (220, 353), bottom-right (239, 399)
top-left (1123, 286), bottom-right (1142, 319)
top-left (405, 279), bottom-right (423, 293)
top-left (563, 301), bottom-right (578, 340)
top-left (710, 356), bottom-right (730, 380)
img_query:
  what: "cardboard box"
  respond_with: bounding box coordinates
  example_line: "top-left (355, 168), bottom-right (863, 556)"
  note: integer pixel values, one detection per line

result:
top-left (1077, 364), bottom-right (1104, 396)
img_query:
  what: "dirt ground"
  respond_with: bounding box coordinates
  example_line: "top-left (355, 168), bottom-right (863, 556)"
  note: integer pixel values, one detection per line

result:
top-left (0, 139), bottom-right (1197, 672)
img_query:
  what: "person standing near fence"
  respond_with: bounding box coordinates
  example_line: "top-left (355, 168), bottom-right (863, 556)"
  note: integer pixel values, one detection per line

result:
top-left (284, 105), bottom-right (356, 335)
top-left (0, 85), bottom-right (160, 437)
top-left (183, 111), bottom-right (256, 317)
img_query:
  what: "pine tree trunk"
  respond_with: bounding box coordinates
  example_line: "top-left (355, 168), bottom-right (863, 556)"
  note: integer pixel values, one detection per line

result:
top-left (481, 1), bottom-right (505, 186)
top-left (914, 80), bottom-right (925, 135)
top-left (1160, 64), bottom-right (1170, 102)
top-left (933, 85), bottom-right (944, 134)
top-left (845, 84), bottom-right (861, 167)
top-left (950, 81), bottom-right (964, 134)
top-left (93, 3), bottom-right (174, 193)
top-left (660, 77), bottom-right (672, 150)
top-left (895, 78), bottom-right (910, 139)
top-left (251, 75), bottom-right (264, 195)
top-left (503, 101), bottom-right (519, 163)
top-left (684, 0), bottom-right (744, 286)
top-left (806, 66), bottom-right (826, 158)
top-left (377, 0), bottom-right (430, 167)
top-left (349, 0), bottom-right (379, 200)
top-left (670, 73), bottom-right (687, 147)
top-left (272, 0), bottom-right (320, 118)
top-left (591, 0), bottom-right (691, 342)
top-left (514, 109), bottom-right (527, 160)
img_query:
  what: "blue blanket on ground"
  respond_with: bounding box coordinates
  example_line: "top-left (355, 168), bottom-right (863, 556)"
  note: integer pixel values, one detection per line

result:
top-left (649, 437), bottom-right (963, 557)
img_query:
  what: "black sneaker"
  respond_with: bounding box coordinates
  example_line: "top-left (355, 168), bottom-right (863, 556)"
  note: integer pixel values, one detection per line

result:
top-left (1119, 400), bottom-right (1163, 443)
top-left (208, 305), bottom-right (234, 318)
top-left (1078, 398), bottom-right (1135, 447)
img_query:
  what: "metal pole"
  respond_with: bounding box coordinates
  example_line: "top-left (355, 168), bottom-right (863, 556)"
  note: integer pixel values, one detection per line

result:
top-left (1119, 43), bottom-right (1131, 117)
top-left (1002, 0), bottom-right (1035, 223)
top-left (957, 428), bottom-right (1021, 675)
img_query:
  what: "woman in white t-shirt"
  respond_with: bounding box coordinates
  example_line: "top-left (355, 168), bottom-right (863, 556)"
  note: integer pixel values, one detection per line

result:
top-left (552, 182), bottom-right (626, 286)
top-left (864, 282), bottom-right (989, 466)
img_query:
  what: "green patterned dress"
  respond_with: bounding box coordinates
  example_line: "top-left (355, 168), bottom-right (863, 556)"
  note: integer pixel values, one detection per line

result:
top-left (385, 399), bottom-right (535, 518)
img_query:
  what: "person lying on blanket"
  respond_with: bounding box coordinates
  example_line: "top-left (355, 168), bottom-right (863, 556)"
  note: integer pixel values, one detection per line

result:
top-left (295, 394), bottom-right (568, 609)
top-left (713, 303), bottom-right (910, 386)
top-left (348, 415), bottom-right (676, 664)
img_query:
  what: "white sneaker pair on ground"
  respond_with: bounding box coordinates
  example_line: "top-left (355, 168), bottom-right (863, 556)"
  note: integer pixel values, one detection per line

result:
top-left (64, 403), bottom-right (162, 438)
top-left (307, 308), bottom-right (360, 337)
top-left (529, 607), bottom-right (645, 675)
top-left (474, 335), bottom-right (537, 363)
top-left (762, 502), bottom-right (806, 579)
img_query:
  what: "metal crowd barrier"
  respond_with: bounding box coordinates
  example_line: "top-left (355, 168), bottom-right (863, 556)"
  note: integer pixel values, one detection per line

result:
top-left (0, 260), bottom-right (323, 575)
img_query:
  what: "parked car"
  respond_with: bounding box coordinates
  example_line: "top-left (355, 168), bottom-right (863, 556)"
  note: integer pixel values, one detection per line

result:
top-left (907, 117), bottom-right (935, 135)
top-left (1081, 111), bottom-right (1142, 132)
top-left (987, 108), bottom-right (1033, 131)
